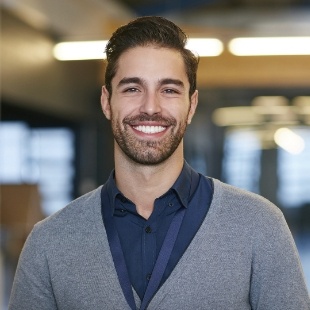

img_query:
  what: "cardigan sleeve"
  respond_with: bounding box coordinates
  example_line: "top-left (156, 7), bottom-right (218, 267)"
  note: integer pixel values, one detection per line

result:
top-left (249, 207), bottom-right (310, 310)
top-left (8, 225), bottom-right (58, 310)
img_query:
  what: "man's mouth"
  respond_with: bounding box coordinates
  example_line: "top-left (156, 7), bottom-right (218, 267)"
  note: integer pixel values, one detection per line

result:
top-left (124, 114), bottom-right (176, 135)
top-left (133, 125), bottom-right (166, 134)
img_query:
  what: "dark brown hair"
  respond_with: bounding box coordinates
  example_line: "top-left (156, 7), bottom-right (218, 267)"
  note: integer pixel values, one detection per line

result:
top-left (104, 16), bottom-right (199, 98)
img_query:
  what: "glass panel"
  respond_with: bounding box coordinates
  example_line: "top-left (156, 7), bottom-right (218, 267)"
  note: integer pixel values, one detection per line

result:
top-left (222, 129), bottom-right (261, 193)
top-left (277, 127), bottom-right (310, 208)
top-left (0, 122), bottom-right (29, 183)
top-left (0, 122), bottom-right (75, 216)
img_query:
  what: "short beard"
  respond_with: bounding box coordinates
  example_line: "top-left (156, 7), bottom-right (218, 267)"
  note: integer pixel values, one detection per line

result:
top-left (111, 113), bottom-right (188, 165)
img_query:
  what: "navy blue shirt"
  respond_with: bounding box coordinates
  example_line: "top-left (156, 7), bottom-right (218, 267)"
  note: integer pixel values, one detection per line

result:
top-left (103, 162), bottom-right (213, 299)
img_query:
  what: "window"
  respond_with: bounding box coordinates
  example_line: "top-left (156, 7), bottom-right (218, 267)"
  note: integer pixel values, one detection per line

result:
top-left (277, 127), bottom-right (310, 208)
top-left (222, 129), bottom-right (261, 193)
top-left (0, 122), bottom-right (75, 215)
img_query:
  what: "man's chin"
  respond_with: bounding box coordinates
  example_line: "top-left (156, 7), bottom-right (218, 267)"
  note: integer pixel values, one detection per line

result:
top-left (123, 148), bottom-right (173, 166)
top-left (126, 154), bottom-right (168, 166)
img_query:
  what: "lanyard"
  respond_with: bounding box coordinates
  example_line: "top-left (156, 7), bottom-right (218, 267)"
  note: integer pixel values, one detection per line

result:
top-left (101, 170), bottom-right (199, 310)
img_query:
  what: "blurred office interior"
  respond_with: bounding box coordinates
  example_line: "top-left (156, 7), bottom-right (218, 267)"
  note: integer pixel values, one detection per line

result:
top-left (1, 0), bottom-right (310, 307)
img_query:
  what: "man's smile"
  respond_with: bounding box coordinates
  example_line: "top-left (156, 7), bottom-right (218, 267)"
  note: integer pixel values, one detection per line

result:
top-left (132, 125), bottom-right (166, 134)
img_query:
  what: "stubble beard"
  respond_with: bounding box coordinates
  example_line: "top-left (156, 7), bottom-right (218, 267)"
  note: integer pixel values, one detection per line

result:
top-left (111, 113), bottom-right (189, 165)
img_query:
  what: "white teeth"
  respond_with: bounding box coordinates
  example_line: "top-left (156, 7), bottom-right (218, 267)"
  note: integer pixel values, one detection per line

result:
top-left (134, 125), bottom-right (166, 134)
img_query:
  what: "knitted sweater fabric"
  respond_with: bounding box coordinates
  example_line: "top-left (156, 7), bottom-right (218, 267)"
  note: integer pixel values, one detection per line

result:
top-left (9, 178), bottom-right (310, 309)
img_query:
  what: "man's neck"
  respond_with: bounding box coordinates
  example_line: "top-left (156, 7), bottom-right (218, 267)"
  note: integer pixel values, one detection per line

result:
top-left (114, 149), bottom-right (184, 219)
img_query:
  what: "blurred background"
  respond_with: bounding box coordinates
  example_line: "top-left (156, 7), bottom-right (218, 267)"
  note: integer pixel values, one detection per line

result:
top-left (1, 0), bottom-right (310, 307)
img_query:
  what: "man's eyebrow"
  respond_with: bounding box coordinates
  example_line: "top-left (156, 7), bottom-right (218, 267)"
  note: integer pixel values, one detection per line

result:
top-left (159, 78), bottom-right (184, 88)
top-left (117, 77), bottom-right (144, 88)
top-left (116, 77), bottom-right (184, 88)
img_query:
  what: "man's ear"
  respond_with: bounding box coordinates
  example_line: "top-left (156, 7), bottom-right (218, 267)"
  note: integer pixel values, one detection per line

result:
top-left (101, 86), bottom-right (111, 120)
top-left (187, 90), bottom-right (198, 124)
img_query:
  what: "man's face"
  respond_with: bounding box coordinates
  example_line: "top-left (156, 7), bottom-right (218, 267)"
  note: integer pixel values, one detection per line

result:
top-left (101, 46), bottom-right (198, 165)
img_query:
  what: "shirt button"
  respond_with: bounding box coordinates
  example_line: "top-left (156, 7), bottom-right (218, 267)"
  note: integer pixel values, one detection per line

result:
top-left (145, 226), bottom-right (152, 233)
top-left (146, 273), bottom-right (152, 281)
top-left (168, 202), bottom-right (173, 207)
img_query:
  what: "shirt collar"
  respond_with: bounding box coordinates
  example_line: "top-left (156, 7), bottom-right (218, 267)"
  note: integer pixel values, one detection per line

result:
top-left (105, 170), bottom-right (121, 214)
top-left (105, 160), bottom-right (195, 213)
top-left (170, 161), bottom-right (193, 208)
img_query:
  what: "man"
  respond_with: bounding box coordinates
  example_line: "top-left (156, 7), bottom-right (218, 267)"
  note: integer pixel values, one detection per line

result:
top-left (9, 16), bottom-right (310, 310)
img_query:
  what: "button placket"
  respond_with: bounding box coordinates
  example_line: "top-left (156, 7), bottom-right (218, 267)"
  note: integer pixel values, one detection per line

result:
top-left (142, 220), bottom-right (156, 291)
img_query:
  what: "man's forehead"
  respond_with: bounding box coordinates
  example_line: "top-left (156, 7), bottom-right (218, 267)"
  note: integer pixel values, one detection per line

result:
top-left (112, 47), bottom-right (188, 84)
top-left (117, 46), bottom-right (184, 65)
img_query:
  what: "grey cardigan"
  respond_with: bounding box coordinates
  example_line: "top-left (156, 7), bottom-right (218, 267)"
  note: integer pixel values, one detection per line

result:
top-left (9, 179), bottom-right (310, 309)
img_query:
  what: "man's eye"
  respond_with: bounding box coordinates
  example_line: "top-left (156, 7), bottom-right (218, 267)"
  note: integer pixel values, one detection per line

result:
top-left (163, 89), bottom-right (179, 94)
top-left (124, 87), bottom-right (139, 93)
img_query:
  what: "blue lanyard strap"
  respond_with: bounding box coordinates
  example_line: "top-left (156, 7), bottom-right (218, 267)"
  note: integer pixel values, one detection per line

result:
top-left (101, 170), bottom-right (199, 310)
top-left (139, 207), bottom-right (185, 310)
top-left (101, 197), bottom-right (137, 309)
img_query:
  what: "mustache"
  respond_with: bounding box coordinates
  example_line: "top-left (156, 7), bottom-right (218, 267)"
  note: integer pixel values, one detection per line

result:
top-left (123, 114), bottom-right (177, 126)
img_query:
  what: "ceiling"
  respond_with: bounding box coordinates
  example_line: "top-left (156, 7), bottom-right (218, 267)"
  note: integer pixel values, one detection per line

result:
top-left (2, 0), bottom-right (310, 40)
top-left (118, 0), bottom-right (310, 16)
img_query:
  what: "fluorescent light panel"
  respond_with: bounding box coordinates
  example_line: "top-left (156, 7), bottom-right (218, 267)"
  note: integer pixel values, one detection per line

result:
top-left (229, 37), bottom-right (310, 56)
top-left (53, 38), bottom-right (223, 61)
top-left (186, 38), bottom-right (223, 57)
top-left (53, 41), bottom-right (108, 61)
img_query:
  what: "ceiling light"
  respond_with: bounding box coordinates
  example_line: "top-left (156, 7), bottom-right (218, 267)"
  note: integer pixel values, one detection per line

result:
top-left (293, 96), bottom-right (310, 108)
top-left (274, 128), bottom-right (305, 154)
top-left (53, 38), bottom-right (223, 61)
top-left (186, 38), bottom-right (223, 57)
top-left (252, 96), bottom-right (289, 107)
top-left (228, 37), bottom-right (310, 56)
top-left (53, 41), bottom-right (108, 61)
top-left (212, 107), bottom-right (263, 127)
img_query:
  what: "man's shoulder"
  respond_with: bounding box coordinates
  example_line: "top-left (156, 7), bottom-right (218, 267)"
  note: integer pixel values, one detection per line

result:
top-left (34, 185), bottom-right (103, 237)
top-left (210, 178), bottom-right (283, 222)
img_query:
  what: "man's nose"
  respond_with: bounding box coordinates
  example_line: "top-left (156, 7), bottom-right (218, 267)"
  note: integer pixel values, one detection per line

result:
top-left (139, 92), bottom-right (162, 115)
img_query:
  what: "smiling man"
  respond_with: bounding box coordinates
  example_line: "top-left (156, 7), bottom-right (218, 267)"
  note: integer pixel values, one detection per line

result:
top-left (9, 16), bottom-right (310, 310)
